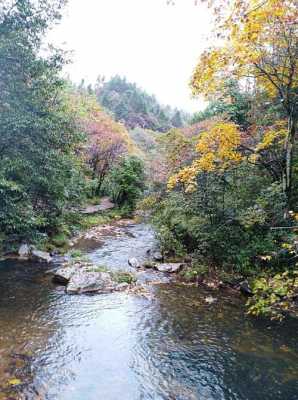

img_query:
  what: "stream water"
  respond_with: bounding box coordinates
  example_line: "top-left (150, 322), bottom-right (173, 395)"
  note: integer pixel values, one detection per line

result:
top-left (0, 223), bottom-right (297, 400)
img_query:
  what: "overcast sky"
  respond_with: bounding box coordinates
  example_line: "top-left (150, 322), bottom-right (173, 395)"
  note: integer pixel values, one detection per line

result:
top-left (49, 0), bottom-right (211, 112)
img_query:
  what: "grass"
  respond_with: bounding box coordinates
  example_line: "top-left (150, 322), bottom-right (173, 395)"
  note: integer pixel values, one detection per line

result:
top-left (78, 208), bottom-right (129, 230)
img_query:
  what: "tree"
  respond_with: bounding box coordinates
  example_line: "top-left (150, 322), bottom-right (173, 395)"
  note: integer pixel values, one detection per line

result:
top-left (191, 0), bottom-right (297, 203)
top-left (87, 127), bottom-right (127, 195)
top-left (0, 0), bottom-right (84, 238)
top-left (67, 89), bottom-right (133, 195)
top-left (108, 156), bottom-right (145, 210)
top-left (159, 128), bottom-right (196, 177)
top-left (168, 122), bottom-right (243, 191)
top-left (171, 110), bottom-right (183, 128)
top-left (191, 80), bottom-right (251, 130)
top-left (96, 75), bottom-right (186, 132)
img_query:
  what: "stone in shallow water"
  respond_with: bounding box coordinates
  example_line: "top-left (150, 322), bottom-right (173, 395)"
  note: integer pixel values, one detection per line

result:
top-left (154, 263), bottom-right (183, 273)
top-left (53, 267), bottom-right (77, 285)
top-left (142, 260), bottom-right (156, 269)
top-left (128, 258), bottom-right (141, 269)
top-left (18, 244), bottom-right (31, 259)
top-left (31, 249), bottom-right (52, 263)
top-left (66, 271), bottom-right (116, 294)
top-left (152, 251), bottom-right (163, 261)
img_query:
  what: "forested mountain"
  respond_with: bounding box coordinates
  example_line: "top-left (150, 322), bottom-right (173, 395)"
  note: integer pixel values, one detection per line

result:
top-left (95, 75), bottom-right (189, 132)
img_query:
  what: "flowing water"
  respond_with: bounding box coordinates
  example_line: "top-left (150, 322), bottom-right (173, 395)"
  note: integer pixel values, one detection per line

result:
top-left (0, 222), bottom-right (297, 400)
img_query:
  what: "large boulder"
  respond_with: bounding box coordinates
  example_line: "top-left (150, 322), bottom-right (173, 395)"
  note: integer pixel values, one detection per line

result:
top-left (154, 263), bottom-right (183, 273)
top-left (31, 249), bottom-right (52, 263)
top-left (66, 271), bottom-right (116, 294)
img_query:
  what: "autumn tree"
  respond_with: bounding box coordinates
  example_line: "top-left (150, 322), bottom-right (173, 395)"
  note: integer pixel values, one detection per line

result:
top-left (159, 128), bottom-right (197, 177)
top-left (168, 122), bottom-right (243, 191)
top-left (86, 122), bottom-right (127, 195)
top-left (67, 89), bottom-right (133, 196)
top-left (191, 0), bottom-right (297, 203)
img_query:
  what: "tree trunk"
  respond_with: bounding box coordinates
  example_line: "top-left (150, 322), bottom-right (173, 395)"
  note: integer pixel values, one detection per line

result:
top-left (284, 114), bottom-right (296, 204)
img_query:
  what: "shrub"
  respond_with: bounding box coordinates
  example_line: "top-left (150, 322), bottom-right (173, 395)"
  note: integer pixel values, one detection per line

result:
top-left (247, 270), bottom-right (298, 320)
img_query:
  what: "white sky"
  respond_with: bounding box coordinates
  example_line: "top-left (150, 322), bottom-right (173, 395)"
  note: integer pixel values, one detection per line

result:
top-left (49, 0), bottom-right (211, 112)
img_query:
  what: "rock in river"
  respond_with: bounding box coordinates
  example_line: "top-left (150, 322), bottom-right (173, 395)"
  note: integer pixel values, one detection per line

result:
top-left (66, 271), bottom-right (116, 294)
top-left (152, 251), bottom-right (163, 261)
top-left (128, 258), bottom-right (141, 269)
top-left (31, 249), bottom-right (52, 263)
top-left (154, 263), bottom-right (183, 273)
top-left (53, 267), bottom-right (77, 285)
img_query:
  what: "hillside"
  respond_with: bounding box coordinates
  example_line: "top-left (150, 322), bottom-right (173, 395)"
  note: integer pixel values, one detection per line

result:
top-left (96, 75), bottom-right (189, 132)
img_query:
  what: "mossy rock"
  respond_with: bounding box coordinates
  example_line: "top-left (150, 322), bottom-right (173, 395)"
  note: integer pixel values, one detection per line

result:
top-left (113, 272), bottom-right (136, 284)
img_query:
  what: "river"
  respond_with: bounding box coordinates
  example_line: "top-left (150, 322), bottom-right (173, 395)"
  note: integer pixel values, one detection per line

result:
top-left (0, 222), bottom-right (297, 400)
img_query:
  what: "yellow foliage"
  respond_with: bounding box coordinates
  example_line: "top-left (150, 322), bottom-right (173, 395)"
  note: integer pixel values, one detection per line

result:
top-left (191, 0), bottom-right (298, 100)
top-left (255, 128), bottom-right (287, 152)
top-left (168, 122), bottom-right (242, 190)
top-left (8, 378), bottom-right (22, 386)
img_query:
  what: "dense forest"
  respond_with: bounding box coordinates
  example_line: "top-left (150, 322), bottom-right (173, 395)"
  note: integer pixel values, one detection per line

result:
top-left (0, 0), bottom-right (297, 322)
top-left (93, 75), bottom-right (189, 131)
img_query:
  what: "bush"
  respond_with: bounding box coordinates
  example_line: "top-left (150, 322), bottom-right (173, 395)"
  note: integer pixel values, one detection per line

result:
top-left (247, 270), bottom-right (298, 320)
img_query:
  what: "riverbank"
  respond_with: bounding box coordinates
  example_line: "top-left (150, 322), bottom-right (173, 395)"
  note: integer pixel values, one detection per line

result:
top-left (0, 197), bottom-right (128, 261)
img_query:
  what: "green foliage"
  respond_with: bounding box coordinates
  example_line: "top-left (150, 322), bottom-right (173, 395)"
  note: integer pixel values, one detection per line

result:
top-left (107, 156), bottom-right (145, 211)
top-left (247, 270), bottom-right (298, 320)
top-left (51, 233), bottom-right (69, 248)
top-left (191, 80), bottom-right (251, 130)
top-left (180, 263), bottom-right (209, 282)
top-left (78, 214), bottom-right (113, 230)
top-left (69, 249), bottom-right (83, 259)
top-left (0, 0), bottom-right (85, 241)
top-left (151, 193), bottom-right (190, 257)
top-left (151, 164), bottom-right (289, 275)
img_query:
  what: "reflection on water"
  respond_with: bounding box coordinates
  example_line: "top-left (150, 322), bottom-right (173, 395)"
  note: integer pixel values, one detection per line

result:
top-left (0, 224), bottom-right (297, 400)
